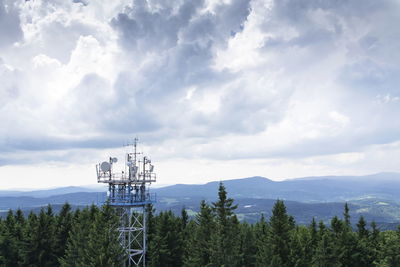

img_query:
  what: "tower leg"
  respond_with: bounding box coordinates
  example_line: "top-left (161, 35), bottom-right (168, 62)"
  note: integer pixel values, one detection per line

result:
top-left (143, 207), bottom-right (146, 267)
top-left (117, 206), bottom-right (147, 267)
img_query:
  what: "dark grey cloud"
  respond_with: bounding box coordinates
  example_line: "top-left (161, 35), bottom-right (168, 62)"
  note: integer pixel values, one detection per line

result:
top-left (72, 0), bottom-right (88, 6)
top-left (260, 0), bottom-right (396, 54)
top-left (0, 0), bottom-right (23, 48)
top-left (270, 129), bottom-right (400, 160)
top-left (105, 0), bottom-right (256, 139)
top-left (112, 0), bottom-right (203, 51)
top-left (0, 135), bottom-right (124, 152)
top-left (60, 72), bottom-right (160, 135)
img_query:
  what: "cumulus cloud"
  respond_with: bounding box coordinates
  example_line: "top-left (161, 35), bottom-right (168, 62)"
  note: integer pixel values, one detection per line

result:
top-left (1, 0), bottom-right (400, 187)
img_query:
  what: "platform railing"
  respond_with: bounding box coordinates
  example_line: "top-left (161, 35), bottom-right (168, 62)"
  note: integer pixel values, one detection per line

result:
top-left (103, 191), bottom-right (156, 206)
top-left (96, 168), bottom-right (156, 184)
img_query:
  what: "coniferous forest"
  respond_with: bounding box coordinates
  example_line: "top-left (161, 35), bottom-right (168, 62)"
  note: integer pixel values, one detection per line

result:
top-left (1, 183), bottom-right (400, 266)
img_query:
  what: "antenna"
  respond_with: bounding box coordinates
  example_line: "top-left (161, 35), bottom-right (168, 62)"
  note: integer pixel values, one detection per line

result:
top-left (96, 138), bottom-right (156, 266)
top-left (124, 137), bottom-right (142, 169)
top-left (100, 161), bottom-right (111, 172)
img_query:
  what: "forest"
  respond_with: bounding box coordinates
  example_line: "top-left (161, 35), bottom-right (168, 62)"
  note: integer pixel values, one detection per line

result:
top-left (1, 183), bottom-right (400, 267)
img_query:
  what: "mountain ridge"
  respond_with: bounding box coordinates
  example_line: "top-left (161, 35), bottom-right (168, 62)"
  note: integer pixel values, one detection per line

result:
top-left (154, 172), bottom-right (400, 202)
top-left (1, 172), bottom-right (400, 229)
top-left (2, 172), bottom-right (400, 202)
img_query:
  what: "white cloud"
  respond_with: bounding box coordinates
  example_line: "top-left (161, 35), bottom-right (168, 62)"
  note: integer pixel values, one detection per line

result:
top-left (1, 0), bottom-right (400, 188)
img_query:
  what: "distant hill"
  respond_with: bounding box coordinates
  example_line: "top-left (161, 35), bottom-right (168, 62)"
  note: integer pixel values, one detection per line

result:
top-left (0, 186), bottom-right (105, 198)
top-left (0, 192), bottom-right (103, 211)
top-left (1, 173), bottom-right (400, 229)
top-left (154, 173), bottom-right (400, 202)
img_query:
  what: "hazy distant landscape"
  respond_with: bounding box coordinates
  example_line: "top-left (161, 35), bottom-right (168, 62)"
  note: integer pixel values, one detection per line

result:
top-left (3, 172), bottom-right (400, 229)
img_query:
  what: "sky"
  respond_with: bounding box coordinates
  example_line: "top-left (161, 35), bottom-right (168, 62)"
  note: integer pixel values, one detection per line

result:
top-left (1, 0), bottom-right (400, 189)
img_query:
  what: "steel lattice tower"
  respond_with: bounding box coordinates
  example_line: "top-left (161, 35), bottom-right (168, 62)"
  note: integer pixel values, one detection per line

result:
top-left (96, 138), bottom-right (156, 266)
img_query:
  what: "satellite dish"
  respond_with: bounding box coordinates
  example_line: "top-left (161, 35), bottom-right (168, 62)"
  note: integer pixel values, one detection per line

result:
top-left (101, 161), bottom-right (111, 172)
top-left (112, 157), bottom-right (118, 163)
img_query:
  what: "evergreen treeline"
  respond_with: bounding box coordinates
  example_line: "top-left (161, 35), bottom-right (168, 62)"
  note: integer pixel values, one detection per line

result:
top-left (1, 183), bottom-right (400, 266)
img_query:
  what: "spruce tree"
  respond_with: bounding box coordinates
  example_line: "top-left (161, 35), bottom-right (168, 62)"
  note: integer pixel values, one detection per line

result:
top-left (21, 212), bottom-right (38, 265)
top-left (145, 203), bottom-right (156, 264)
top-left (330, 216), bottom-right (343, 237)
top-left (268, 200), bottom-right (292, 266)
top-left (55, 203), bottom-right (73, 261)
top-left (0, 210), bottom-right (19, 266)
top-left (355, 216), bottom-right (374, 266)
top-left (255, 214), bottom-right (271, 267)
top-left (331, 206), bottom-right (361, 267)
top-left (313, 231), bottom-right (336, 267)
top-left (317, 220), bottom-right (326, 238)
top-left (14, 209), bottom-right (25, 265)
top-left (340, 205), bottom-right (362, 267)
top-left (22, 206), bottom-right (57, 266)
top-left (343, 203), bottom-right (351, 227)
top-left (210, 182), bottom-right (240, 267)
top-left (290, 226), bottom-right (313, 267)
top-left (184, 200), bottom-right (215, 267)
top-left (376, 230), bottom-right (400, 266)
top-left (181, 208), bottom-right (189, 229)
top-left (149, 211), bottom-right (183, 267)
top-left (60, 207), bottom-right (96, 266)
top-left (84, 203), bottom-right (123, 266)
top-left (356, 216), bottom-right (368, 239)
top-left (180, 208), bottom-right (190, 265)
top-left (369, 221), bottom-right (380, 264)
top-left (238, 222), bottom-right (257, 267)
top-left (309, 217), bottom-right (318, 253)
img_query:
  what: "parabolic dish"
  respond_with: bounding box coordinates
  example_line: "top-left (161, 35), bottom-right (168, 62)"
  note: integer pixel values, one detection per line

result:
top-left (101, 161), bottom-right (111, 172)
top-left (112, 157), bottom-right (118, 163)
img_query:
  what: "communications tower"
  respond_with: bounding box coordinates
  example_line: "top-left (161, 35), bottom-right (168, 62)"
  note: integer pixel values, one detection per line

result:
top-left (96, 138), bottom-right (156, 266)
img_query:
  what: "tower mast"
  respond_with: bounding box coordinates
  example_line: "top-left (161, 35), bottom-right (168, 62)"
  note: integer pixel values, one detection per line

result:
top-left (96, 139), bottom-right (156, 266)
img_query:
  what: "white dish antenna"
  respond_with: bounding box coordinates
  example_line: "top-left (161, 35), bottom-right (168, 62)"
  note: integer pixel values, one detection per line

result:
top-left (112, 157), bottom-right (118, 163)
top-left (101, 161), bottom-right (111, 172)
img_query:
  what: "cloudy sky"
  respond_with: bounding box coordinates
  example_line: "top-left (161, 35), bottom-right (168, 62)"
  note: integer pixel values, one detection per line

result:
top-left (1, 0), bottom-right (400, 189)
